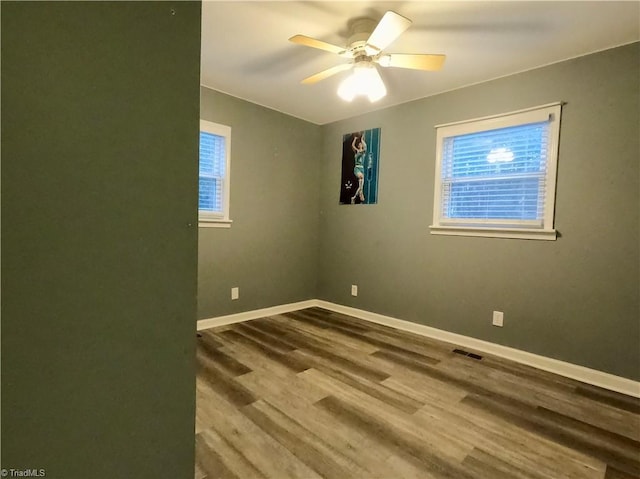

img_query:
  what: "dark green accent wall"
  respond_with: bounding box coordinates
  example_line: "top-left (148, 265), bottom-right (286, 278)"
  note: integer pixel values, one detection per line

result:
top-left (317, 43), bottom-right (640, 381)
top-left (198, 87), bottom-right (321, 319)
top-left (1, 2), bottom-right (201, 477)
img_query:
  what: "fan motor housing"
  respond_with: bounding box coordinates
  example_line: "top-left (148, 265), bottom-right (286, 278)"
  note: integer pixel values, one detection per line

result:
top-left (347, 17), bottom-right (377, 46)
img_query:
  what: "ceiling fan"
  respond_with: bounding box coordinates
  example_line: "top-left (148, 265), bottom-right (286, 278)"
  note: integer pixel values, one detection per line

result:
top-left (289, 11), bottom-right (445, 102)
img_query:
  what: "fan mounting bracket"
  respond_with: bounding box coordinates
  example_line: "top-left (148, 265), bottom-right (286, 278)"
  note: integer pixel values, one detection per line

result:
top-left (344, 17), bottom-right (382, 58)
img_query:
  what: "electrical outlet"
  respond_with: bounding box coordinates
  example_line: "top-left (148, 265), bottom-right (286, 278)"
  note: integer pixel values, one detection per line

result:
top-left (231, 287), bottom-right (239, 300)
top-left (351, 284), bottom-right (358, 297)
top-left (492, 311), bottom-right (504, 327)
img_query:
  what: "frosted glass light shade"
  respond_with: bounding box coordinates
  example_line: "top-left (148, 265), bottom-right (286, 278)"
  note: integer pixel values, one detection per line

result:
top-left (337, 63), bottom-right (387, 102)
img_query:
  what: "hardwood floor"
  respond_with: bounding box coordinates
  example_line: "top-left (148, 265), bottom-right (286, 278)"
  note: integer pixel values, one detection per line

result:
top-left (195, 308), bottom-right (640, 479)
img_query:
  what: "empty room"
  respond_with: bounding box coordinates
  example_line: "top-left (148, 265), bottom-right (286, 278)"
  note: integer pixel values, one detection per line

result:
top-left (2, 1), bottom-right (639, 479)
top-left (194, 2), bottom-right (639, 478)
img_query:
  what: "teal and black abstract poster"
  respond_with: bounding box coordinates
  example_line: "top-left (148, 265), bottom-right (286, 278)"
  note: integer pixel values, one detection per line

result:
top-left (340, 128), bottom-right (381, 204)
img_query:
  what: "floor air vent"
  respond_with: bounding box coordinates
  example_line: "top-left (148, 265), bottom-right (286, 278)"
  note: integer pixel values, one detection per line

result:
top-left (452, 348), bottom-right (483, 360)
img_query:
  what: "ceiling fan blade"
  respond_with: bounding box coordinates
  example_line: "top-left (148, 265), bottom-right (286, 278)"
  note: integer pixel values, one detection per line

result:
top-left (301, 63), bottom-right (353, 84)
top-left (366, 11), bottom-right (412, 51)
top-left (379, 53), bottom-right (446, 71)
top-left (289, 35), bottom-right (345, 55)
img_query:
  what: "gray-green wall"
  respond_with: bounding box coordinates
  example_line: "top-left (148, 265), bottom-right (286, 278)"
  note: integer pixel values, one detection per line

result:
top-left (2, 2), bottom-right (201, 477)
top-left (317, 43), bottom-right (640, 381)
top-left (198, 87), bottom-right (321, 319)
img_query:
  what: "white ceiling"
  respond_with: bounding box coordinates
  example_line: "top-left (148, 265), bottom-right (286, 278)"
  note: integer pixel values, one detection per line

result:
top-left (201, 1), bottom-right (640, 125)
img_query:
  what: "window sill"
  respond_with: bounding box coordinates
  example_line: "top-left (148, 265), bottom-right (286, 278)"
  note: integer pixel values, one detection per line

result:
top-left (429, 225), bottom-right (556, 241)
top-left (199, 219), bottom-right (232, 229)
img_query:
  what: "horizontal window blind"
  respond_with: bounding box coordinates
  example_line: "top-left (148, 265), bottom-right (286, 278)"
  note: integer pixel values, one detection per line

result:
top-left (199, 131), bottom-right (226, 214)
top-left (440, 121), bottom-right (549, 226)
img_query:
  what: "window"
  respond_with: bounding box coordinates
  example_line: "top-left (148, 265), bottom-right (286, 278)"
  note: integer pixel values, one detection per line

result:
top-left (430, 103), bottom-right (562, 240)
top-left (199, 120), bottom-right (231, 227)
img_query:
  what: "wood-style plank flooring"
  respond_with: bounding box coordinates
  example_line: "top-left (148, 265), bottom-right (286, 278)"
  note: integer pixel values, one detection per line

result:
top-left (195, 308), bottom-right (640, 479)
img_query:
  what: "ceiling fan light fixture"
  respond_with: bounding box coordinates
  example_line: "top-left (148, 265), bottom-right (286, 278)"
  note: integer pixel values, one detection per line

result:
top-left (337, 63), bottom-right (387, 103)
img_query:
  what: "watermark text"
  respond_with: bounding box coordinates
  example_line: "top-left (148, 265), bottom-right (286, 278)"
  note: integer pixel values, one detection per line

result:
top-left (1, 469), bottom-right (46, 478)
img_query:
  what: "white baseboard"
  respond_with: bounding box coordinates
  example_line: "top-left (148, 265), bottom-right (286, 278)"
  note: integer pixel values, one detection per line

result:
top-left (316, 300), bottom-right (640, 398)
top-left (197, 299), bottom-right (640, 398)
top-left (197, 299), bottom-right (317, 331)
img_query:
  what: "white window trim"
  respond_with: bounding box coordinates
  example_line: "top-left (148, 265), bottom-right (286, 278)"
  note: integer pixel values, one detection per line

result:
top-left (430, 102), bottom-right (562, 241)
top-left (199, 119), bottom-right (232, 227)
top-left (199, 219), bottom-right (232, 229)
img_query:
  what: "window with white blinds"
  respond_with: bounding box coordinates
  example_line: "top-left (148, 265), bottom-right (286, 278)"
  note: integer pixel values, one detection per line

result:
top-left (199, 120), bottom-right (231, 226)
top-left (430, 103), bottom-right (562, 240)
